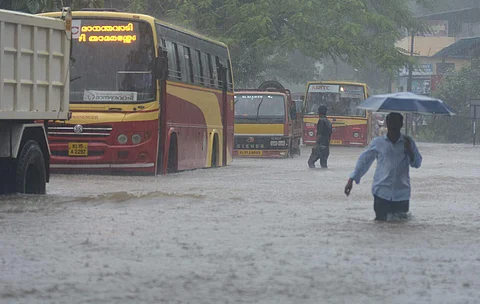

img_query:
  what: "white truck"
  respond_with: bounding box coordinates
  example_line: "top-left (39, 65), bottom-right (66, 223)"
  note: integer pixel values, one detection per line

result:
top-left (0, 8), bottom-right (71, 194)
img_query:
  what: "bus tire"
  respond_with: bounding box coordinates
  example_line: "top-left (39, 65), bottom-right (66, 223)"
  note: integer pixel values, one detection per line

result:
top-left (15, 140), bottom-right (46, 194)
top-left (167, 134), bottom-right (178, 173)
top-left (211, 135), bottom-right (218, 167)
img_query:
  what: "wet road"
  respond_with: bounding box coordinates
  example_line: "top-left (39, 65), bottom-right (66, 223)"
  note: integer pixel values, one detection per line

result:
top-left (1, 143), bottom-right (480, 303)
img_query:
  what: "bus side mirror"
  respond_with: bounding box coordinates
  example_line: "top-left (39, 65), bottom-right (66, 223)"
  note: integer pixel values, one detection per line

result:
top-left (155, 57), bottom-right (168, 80)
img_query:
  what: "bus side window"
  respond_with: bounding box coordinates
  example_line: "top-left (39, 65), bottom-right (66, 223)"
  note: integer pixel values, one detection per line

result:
top-left (155, 23), bottom-right (166, 49)
top-left (217, 56), bottom-right (228, 89)
top-left (172, 42), bottom-right (182, 81)
top-left (227, 59), bottom-right (233, 91)
top-left (182, 46), bottom-right (194, 83)
top-left (215, 56), bottom-right (222, 88)
top-left (206, 53), bottom-right (215, 88)
top-left (165, 40), bottom-right (179, 81)
top-left (194, 50), bottom-right (204, 86)
top-left (209, 54), bottom-right (218, 88)
top-left (201, 53), bottom-right (210, 87)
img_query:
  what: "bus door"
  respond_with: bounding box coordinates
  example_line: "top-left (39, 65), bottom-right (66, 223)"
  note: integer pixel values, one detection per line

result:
top-left (156, 48), bottom-right (168, 175)
top-left (218, 63), bottom-right (228, 166)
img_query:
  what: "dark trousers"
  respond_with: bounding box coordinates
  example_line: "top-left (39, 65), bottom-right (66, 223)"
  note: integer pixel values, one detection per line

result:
top-left (373, 195), bottom-right (409, 221)
top-left (308, 144), bottom-right (330, 168)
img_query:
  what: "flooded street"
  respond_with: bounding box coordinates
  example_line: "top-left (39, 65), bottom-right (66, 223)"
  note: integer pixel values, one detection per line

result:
top-left (1, 143), bottom-right (480, 303)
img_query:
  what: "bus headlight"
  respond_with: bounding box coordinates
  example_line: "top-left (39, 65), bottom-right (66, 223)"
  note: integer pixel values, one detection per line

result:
top-left (270, 141), bottom-right (278, 147)
top-left (132, 134), bottom-right (142, 144)
top-left (353, 132), bottom-right (360, 138)
top-left (118, 134), bottom-right (128, 144)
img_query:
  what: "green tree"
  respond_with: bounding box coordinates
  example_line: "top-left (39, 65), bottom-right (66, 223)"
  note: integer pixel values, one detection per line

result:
top-left (417, 58), bottom-right (480, 143)
top-left (161, 0), bottom-right (428, 86)
top-left (0, 0), bottom-right (104, 13)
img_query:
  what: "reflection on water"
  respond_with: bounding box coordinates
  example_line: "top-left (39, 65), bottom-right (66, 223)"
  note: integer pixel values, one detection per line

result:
top-left (1, 143), bottom-right (480, 303)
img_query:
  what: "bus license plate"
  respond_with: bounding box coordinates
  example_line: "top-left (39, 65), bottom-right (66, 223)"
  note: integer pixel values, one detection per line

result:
top-left (330, 140), bottom-right (342, 145)
top-left (68, 143), bottom-right (88, 156)
top-left (238, 150), bottom-right (262, 156)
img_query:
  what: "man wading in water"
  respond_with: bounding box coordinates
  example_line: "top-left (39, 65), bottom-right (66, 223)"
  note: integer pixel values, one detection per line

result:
top-left (308, 105), bottom-right (332, 168)
top-left (344, 112), bottom-right (422, 221)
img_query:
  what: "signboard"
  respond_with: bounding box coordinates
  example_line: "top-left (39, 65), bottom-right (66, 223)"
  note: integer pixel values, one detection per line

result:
top-left (424, 20), bottom-right (449, 37)
top-left (399, 64), bottom-right (434, 76)
top-left (436, 62), bottom-right (455, 75)
top-left (412, 78), bottom-right (431, 95)
top-left (308, 84), bottom-right (339, 93)
top-left (83, 90), bottom-right (138, 102)
top-left (470, 100), bottom-right (480, 119)
top-left (340, 85), bottom-right (364, 98)
top-left (77, 22), bottom-right (137, 44)
top-left (71, 20), bottom-right (81, 39)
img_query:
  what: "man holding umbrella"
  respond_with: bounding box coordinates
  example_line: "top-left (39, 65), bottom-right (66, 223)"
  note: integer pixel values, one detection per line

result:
top-left (344, 91), bottom-right (454, 220)
top-left (344, 112), bottom-right (422, 221)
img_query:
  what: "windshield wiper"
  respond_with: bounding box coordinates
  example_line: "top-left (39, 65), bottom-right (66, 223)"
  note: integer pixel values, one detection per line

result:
top-left (255, 97), bottom-right (265, 120)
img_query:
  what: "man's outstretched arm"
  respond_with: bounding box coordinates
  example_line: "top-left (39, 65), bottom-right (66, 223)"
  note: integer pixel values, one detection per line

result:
top-left (345, 139), bottom-right (377, 196)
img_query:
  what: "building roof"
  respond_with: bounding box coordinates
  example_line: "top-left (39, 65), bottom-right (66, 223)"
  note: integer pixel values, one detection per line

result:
top-left (433, 36), bottom-right (480, 58)
top-left (418, 7), bottom-right (480, 23)
top-left (396, 36), bottom-right (455, 57)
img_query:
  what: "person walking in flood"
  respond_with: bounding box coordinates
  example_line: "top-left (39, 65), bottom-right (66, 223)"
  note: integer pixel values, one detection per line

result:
top-left (308, 105), bottom-right (332, 168)
top-left (344, 112), bottom-right (422, 221)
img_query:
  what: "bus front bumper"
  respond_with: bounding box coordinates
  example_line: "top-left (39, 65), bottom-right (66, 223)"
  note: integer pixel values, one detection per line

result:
top-left (49, 142), bottom-right (156, 173)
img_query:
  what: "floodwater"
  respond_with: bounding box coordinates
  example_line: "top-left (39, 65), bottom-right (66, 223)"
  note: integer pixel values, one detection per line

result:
top-left (1, 143), bottom-right (479, 303)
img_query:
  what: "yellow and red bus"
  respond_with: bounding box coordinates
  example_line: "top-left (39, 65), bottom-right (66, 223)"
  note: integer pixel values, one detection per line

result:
top-left (303, 81), bottom-right (371, 147)
top-left (41, 9), bottom-right (234, 174)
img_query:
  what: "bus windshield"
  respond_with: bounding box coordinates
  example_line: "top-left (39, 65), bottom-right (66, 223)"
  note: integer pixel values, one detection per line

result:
top-left (305, 84), bottom-right (366, 117)
top-left (70, 19), bottom-right (155, 103)
top-left (234, 94), bottom-right (285, 118)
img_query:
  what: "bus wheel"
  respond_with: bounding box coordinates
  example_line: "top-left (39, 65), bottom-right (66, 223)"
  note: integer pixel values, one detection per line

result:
top-left (167, 135), bottom-right (178, 173)
top-left (211, 135), bottom-right (218, 167)
top-left (15, 140), bottom-right (46, 194)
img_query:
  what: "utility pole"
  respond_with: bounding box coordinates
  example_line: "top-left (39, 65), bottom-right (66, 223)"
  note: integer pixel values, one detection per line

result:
top-left (405, 30), bottom-right (415, 135)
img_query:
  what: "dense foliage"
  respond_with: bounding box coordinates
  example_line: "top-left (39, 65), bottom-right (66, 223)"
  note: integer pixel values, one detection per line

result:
top-left (0, 0), bottom-right (103, 13)
top-left (2, 0), bottom-right (431, 87)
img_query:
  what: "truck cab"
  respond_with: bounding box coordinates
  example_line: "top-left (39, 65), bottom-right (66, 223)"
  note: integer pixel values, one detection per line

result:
top-left (233, 81), bottom-right (303, 158)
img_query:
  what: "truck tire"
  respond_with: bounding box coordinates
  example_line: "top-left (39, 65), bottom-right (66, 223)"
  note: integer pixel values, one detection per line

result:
top-left (15, 140), bottom-right (46, 194)
top-left (0, 159), bottom-right (16, 194)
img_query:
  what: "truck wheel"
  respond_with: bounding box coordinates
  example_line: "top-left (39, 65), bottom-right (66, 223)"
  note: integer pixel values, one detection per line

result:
top-left (15, 140), bottom-right (46, 194)
top-left (0, 159), bottom-right (16, 194)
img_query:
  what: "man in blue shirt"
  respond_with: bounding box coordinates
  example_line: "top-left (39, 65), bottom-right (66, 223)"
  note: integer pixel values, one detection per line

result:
top-left (344, 112), bottom-right (422, 221)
